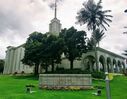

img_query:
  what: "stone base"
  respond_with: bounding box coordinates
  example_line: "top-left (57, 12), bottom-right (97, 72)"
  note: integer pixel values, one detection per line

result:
top-left (39, 74), bottom-right (92, 90)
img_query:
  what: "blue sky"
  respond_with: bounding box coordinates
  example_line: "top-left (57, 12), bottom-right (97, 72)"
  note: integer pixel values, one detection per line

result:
top-left (0, 0), bottom-right (127, 59)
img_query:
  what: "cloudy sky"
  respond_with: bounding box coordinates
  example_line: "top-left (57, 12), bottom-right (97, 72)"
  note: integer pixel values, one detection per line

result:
top-left (0, 0), bottom-right (127, 59)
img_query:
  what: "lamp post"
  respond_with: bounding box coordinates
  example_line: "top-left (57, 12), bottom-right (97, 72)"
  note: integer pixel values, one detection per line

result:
top-left (105, 72), bottom-right (111, 99)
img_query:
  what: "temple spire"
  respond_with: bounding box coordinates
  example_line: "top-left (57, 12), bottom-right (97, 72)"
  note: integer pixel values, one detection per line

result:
top-left (49, 0), bottom-right (61, 36)
top-left (54, 0), bottom-right (57, 18)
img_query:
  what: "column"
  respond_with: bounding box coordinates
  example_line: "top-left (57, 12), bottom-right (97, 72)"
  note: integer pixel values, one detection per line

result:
top-left (119, 63), bottom-right (122, 73)
top-left (116, 62), bottom-right (119, 73)
top-left (20, 47), bottom-right (25, 72)
top-left (13, 49), bottom-right (18, 73)
top-left (96, 54), bottom-right (100, 71)
top-left (8, 48), bottom-right (15, 74)
top-left (123, 62), bottom-right (126, 73)
top-left (89, 61), bottom-right (93, 72)
top-left (18, 48), bottom-right (21, 73)
top-left (3, 51), bottom-right (8, 74)
top-left (110, 60), bottom-right (114, 73)
top-left (15, 48), bottom-right (20, 73)
top-left (10, 49), bottom-right (14, 73)
top-left (12, 49), bottom-right (17, 73)
top-left (19, 48), bottom-right (23, 72)
top-left (22, 48), bottom-right (26, 72)
top-left (104, 60), bottom-right (107, 72)
top-left (7, 50), bottom-right (11, 74)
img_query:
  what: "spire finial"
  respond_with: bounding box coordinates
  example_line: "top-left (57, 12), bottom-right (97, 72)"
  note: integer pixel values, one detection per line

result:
top-left (55, 0), bottom-right (57, 18)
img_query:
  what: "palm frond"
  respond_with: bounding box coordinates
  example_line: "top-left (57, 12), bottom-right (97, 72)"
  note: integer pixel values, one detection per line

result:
top-left (100, 23), bottom-right (107, 31)
top-left (91, 28), bottom-right (105, 46)
top-left (103, 10), bottom-right (112, 13)
top-left (102, 20), bottom-right (110, 27)
top-left (76, 0), bottom-right (112, 31)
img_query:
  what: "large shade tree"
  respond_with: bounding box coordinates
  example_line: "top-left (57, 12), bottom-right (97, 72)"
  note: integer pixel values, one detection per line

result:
top-left (76, 0), bottom-right (112, 71)
top-left (60, 27), bottom-right (88, 70)
top-left (40, 34), bottom-right (64, 73)
top-left (22, 32), bottom-right (64, 74)
top-left (22, 32), bottom-right (44, 75)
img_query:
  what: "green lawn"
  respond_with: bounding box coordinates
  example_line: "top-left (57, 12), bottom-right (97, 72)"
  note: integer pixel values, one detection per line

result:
top-left (0, 75), bottom-right (127, 99)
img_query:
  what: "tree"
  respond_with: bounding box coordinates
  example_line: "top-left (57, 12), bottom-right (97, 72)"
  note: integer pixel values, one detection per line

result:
top-left (40, 34), bottom-right (64, 72)
top-left (22, 31), bottom-right (64, 74)
top-left (76, 0), bottom-right (112, 31)
top-left (22, 31), bottom-right (44, 75)
top-left (60, 27), bottom-right (87, 70)
top-left (90, 28), bottom-right (105, 47)
top-left (0, 60), bottom-right (4, 73)
top-left (76, 0), bottom-right (112, 71)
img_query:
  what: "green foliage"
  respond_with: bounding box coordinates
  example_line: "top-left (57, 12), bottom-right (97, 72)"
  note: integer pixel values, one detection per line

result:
top-left (76, 0), bottom-right (112, 49)
top-left (40, 34), bottom-right (64, 72)
top-left (22, 31), bottom-right (44, 65)
top-left (23, 31), bottom-right (64, 74)
top-left (56, 69), bottom-right (84, 74)
top-left (0, 60), bottom-right (4, 73)
top-left (22, 31), bottom-right (45, 75)
top-left (60, 27), bottom-right (88, 69)
top-left (76, 0), bottom-right (112, 71)
top-left (76, 0), bottom-right (112, 31)
top-left (92, 71), bottom-right (106, 79)
top-left (45, 68), bottom-right (91, 74)
top-left (91, 28), bottom-right (105, 47)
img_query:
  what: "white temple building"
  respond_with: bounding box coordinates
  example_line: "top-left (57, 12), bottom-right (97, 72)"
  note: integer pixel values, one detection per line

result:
top-left (3, 45), bottom-right (33, 74)
top-left (3, 1), bottom-right (126, 74)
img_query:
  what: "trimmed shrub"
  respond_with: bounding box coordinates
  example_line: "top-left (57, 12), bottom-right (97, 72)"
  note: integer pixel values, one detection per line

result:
top-left (45, 68), bottom-right (91, 74)
top-left (13, 72), bottom-right (18, 75)
top-left (21, 71), bottom-right (25, 74)
top-left (56, 67), bottom-right (65, 71)
top-left (92, 71), bottom-right (106, 79)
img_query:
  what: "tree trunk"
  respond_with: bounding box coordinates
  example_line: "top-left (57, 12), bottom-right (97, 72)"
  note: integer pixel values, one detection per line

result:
top-left (51, 60), bottom-right (54, 73)
top-left (92, 27), bottom-right (98, 71)
top-left (95, 46), bottom-right (99, 71)
top-left (45, 63), bottom-right (48, 73)
top-left (70, 60), bottom-right (74, 70)
top-left (98, 42), bottom-right (100, 47)
top-left (34, 63), bottom-right (39, 76)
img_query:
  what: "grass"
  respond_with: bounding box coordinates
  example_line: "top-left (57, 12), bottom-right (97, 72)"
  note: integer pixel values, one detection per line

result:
top-left (0, 74), bottom-right (127, 99)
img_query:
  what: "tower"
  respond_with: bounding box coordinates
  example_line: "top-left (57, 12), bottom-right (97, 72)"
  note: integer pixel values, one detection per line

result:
top-left (49, 0), bottom-right (62, 36)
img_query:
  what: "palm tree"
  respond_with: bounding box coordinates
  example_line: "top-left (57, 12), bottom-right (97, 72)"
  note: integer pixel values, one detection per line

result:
top-left (87, 28), bottom-right (105, 71)
top-left (76, 0), bottom-right (112, 31)
top-left (76, 0), bottom-right (112, 71)
top-left (91, 28), bottom-right (105, 47)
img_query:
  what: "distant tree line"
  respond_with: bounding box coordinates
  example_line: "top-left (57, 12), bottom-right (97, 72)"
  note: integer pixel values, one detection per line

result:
top-left (0, 60), bottom-right (4, 73)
